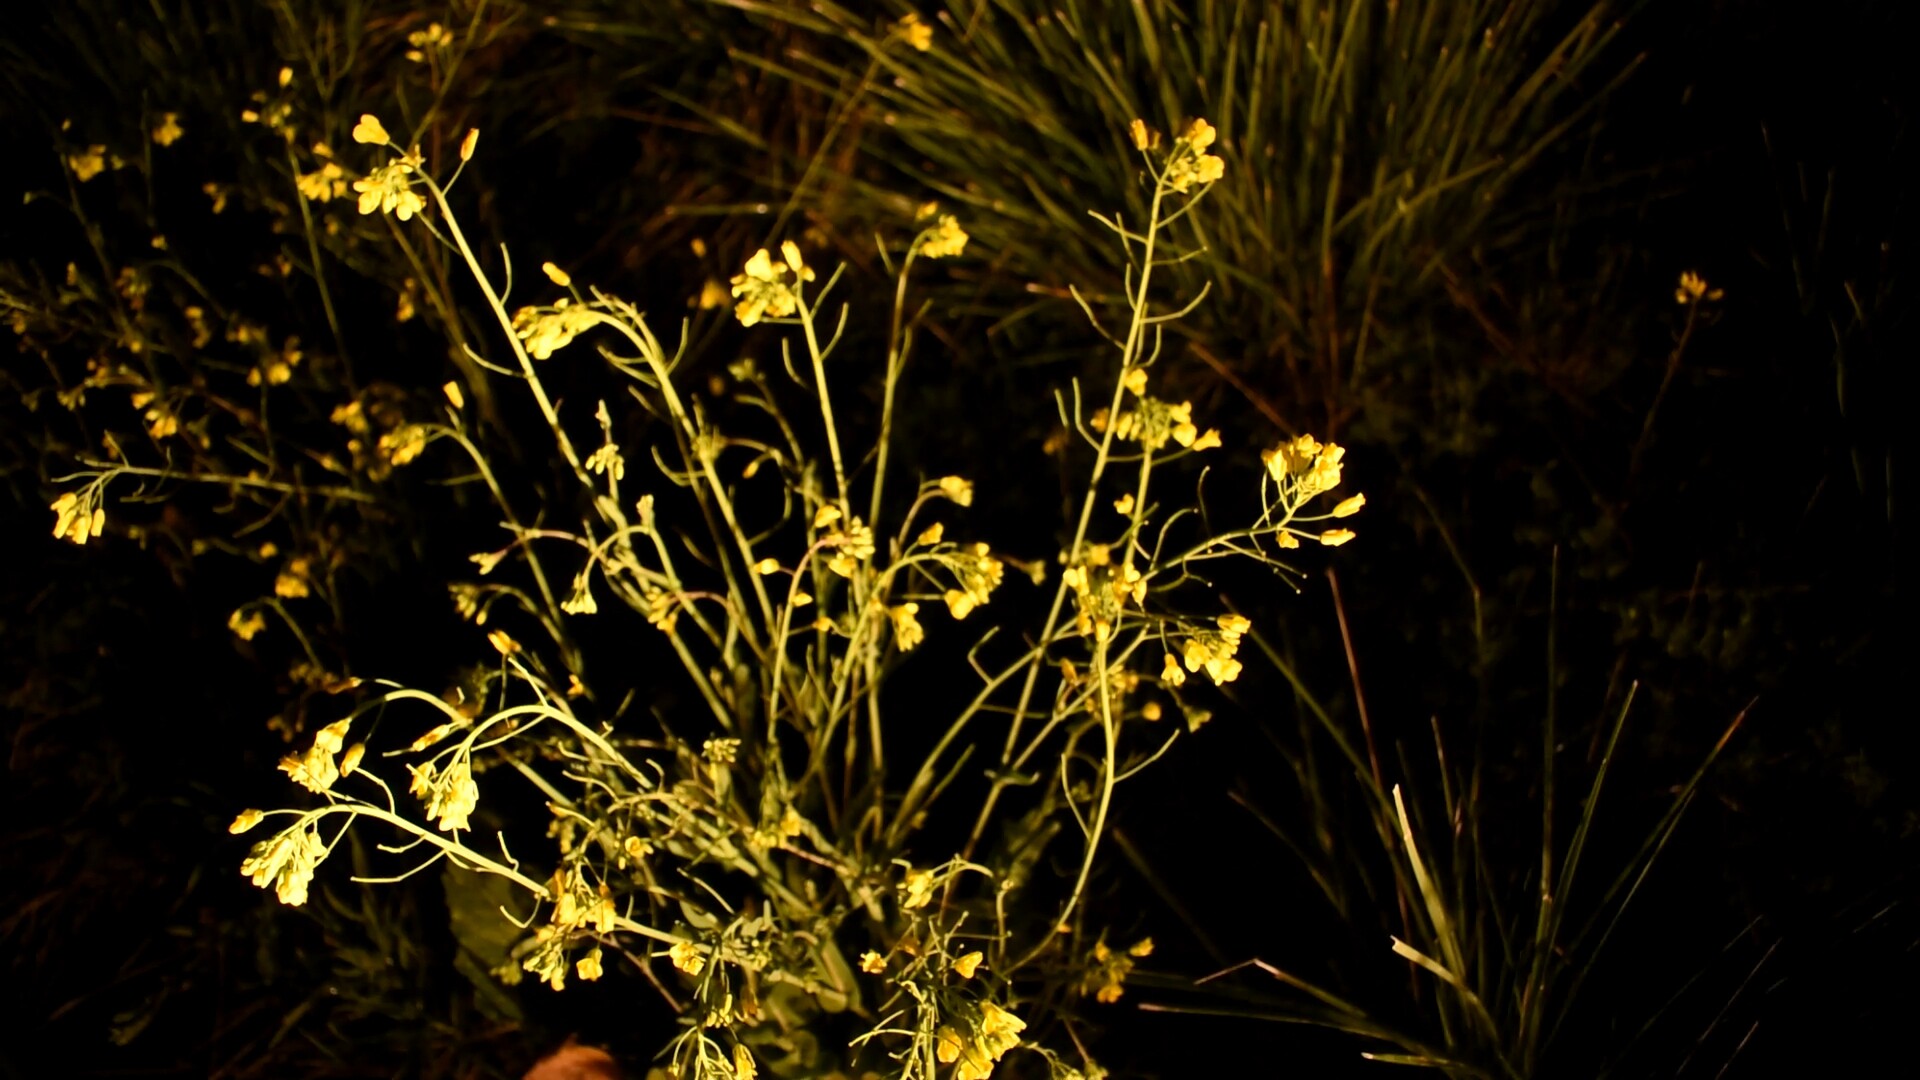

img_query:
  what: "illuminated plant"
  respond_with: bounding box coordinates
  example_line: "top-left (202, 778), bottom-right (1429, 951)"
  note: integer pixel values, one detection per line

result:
top-left (46, 93), bottom-right (1363, 1077)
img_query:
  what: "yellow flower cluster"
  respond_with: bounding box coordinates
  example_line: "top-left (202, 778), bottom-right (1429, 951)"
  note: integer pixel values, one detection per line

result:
top-left (729, 242), bottom-right (814, 327)
top-left (669, 939), bottom-right (706, 975)
top-left (1099, 372), bottom-right (1221, 452)
top-left (1168, 613), bottom-right (1251, 686)
top-left (901, 866), bottom-right (936, 909)
top-left (895, 12), bottom-right (933, 51)
top-left (1061, 547), bottom-right (1143, 644)
top-left (820, 509), bottom-right (875, 577)
top-left (1675, 270), bottom-right (1724, 305)
top-left (941, 543), bottom-right (1005, 619)
top-left (935, 1000), bottom-right (1026, 1080)
top-left (549, 872), bottom-right (618, 934)
top-left (1164, 118), bottom-right (1226, 193)
top-left (405, 20), bottom-right (453, 62)
top-left (277, 717), bottom-right (353, 793)
top-left (228, 607), bottom-right (268, 641)
top-left (1081, 937), bottom-right (1155, 1003)
top-left (918, 214), bottom-right (969, 259)
top-left (1261, 433), bottom-right (1362, 546)
top-left (350, 131), bottom-right (426, 221)
top-left (1263, 433), bottom-right (1344, 497)
top-left (887, 601), bottom-right (926, 651)
top-left (240, 822), bottom-right (326, 906)
top-left (49, 491), bottom-right (105, 545)
top-left (407, 757), bottom-right (479, 831)
top-left (512, 299), bottom-right (601, 360)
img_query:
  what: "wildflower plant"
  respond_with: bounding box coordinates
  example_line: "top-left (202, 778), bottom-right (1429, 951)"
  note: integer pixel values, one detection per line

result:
top-left (45, 104), bottom-right (1358, 1077)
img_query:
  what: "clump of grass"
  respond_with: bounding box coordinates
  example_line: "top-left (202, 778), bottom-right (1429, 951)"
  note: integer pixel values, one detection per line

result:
top-left (703, 0), bottom-right (1638, 438)
top-left (1146, 556), bottom-right (1747, 1078)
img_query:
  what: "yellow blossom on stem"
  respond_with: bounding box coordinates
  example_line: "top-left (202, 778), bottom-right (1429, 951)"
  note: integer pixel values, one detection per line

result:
top-left (152, 113), bottom-right (184, 147)
top-left (888, 602), bottom-right (925, 651)
top-left (576, 948), bottom-right (604, 982)
top-left (859, 951), bottom-right (886, 974)
top-left (938, 474), bottom-right (974, 506)
top-left (668, 940), bottom-right (706, 975)
top-left (1319, 529), bottom-right (1356, 547)
top-left (1331, 493), bottom-right (1366, 518)
top-left (919, 215), bottom-right (969, 259)
top-left (351, 114), bottom-right (390, 145)
top-left (901, 867), bottom-right (935, 909)
top-left (896, 12), bottom-right (933, 51)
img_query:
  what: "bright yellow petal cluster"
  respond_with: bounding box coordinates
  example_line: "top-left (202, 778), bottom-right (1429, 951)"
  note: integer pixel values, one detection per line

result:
top-left (729, 245), bottom-right (813, 326)
top-left (919, 214), bottom-right (969, 259)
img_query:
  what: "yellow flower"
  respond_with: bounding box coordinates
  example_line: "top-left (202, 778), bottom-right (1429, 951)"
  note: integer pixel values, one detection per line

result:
top-left (278, 745), bottom-right (339, 793)
top-left (295, 162), bottom-right (349, 202)
top-left (513, 300), bottom-right (601, 360)
top-left (1318, 528), bottom-right (1356, 547)
top-left (780, 240), bottom-right (813, 282)
top-left (1331, 493), bottom-right (1366, 518)
top-left (1165, 120), bottom-right (1227, 194)
top-left (896, 12), bottom-right (933, 51)
top-left (1675, 270), bottom-right (1724, 305)
top-left (944, 588), bottom-right (977, 620)
top-left (339, 742), bottom-right (366, 777)
top-left (49, 492), bottom-right (105, 545)
top-left (938, 474), bottom-right (974, 506)
top-left (576, 948), bottom-right (604, 982)
top-left (424, 759), bottom-right (479, 831)
top-left (226, 608), bottom-right (266, 641)
top-left (67, 145), bottom-right (108, 182)
top-left (1129, 937), bottom-right (1154, 957)
top-left (753, 557), bottom-right (781, 575)
top-left (313, 718), bottom-right (352, 754)
top-left (352, 156), bottom-right (426, 221)
top-left (274, 564), bottom-right (311, 599)
top-left (901, 867), bottom-right (935, 909)
top-left (459, 128), bottom-right (479, 161)
top-left (952, 951), bottom-right (984, 979)
top-left (1114, 492), bottom-right (1136, 515)
top-left (541, 261), bottom-right (572, 287)
top-left (443, 381), bottom-right (465, 410)
top-left (917, 521), bottom-right (946, 546)
top-left (1161, 652), bottom-right (1186, 687)
top-left (729, 247), bottom-right (806, 326)
top-left (859, 951), bottom-right (886, 974)
top-left (1129, 118), bottom-right (1151, 151)
top-left (229, 809), bottom-right (266, 834)
top-left (351, 114), bottom-right (391, 145)
top-left (697, 278), bottom-right (730, 309)
top-left (919, 215), bottom-right (969, 259)
top-left (888, 602), bottom-right (925, 651)
top-left (976, 1000), bottom-right (1026, 1060)
top-left (936, 1027), bottom-right (964, 1064)
top-left (733, 1045), bottom-right (756, 1080)
top-left (240, 825), bottom-right (325, 906)
top-left (668, 940), bottom-right (706, 975)
top-left (152, 113), bottom-right (184, 147)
